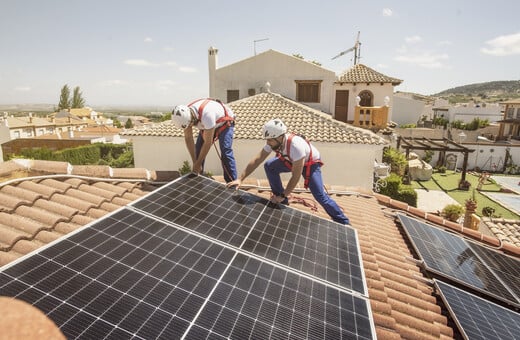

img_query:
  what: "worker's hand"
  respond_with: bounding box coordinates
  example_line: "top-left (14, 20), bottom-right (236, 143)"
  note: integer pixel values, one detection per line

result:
top-left (270, 195), bottom-right (286, 204)
top-left (192, 163), bottom-right (202, 174)
top-left (226, 179), bottom-right (242, 189)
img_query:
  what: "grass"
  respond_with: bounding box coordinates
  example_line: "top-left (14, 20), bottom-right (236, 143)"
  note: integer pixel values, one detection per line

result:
top-left (409, 170), bottom-right (520, 219)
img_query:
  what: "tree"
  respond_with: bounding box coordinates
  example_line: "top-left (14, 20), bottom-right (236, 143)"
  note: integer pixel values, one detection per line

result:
top-left (125, 118), bottom-right (134, 129)
top-left (58, 84), bottom-right (71, 110)
top-left (71, 86), bottom-right (86, 108)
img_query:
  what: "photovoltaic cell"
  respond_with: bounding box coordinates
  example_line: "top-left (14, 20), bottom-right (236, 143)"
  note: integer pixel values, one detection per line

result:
top-left (436, 280), bottom-right (520, 340)
top-left (0, 209), bottom-right (235, 339)
top-left (398, 213), bottom-right (520, 307)
top-left (244, 203), bottom-right (365, 294)
top-left (1, 175), bottom-right (374, 339)
top-left (131, 174), bottom-right (267, 247)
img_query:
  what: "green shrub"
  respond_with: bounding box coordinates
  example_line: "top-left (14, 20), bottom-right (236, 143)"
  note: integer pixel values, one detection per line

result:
top-left (442, 204), bottom-right (464, 222)
top-left (482, 206), bottom-right (495, 217)
top-left (383, 147), bottom-right (407, 176)
top-left (378, 173), bottom-right (418, 207)
top-left (179, 161), bottom-right (192, 175)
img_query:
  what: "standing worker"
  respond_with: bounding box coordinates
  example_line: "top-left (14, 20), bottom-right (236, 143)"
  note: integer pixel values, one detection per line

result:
top-left (172, 98), bottom-right (237, 183)
top-left (226, 118), bottom-right (350, 225)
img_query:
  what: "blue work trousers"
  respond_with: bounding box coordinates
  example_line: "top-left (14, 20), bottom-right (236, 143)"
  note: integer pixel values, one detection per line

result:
top-left (196, 124), bottom-right (237, 183)
top-left (264, 157), bottom-right (350, 225)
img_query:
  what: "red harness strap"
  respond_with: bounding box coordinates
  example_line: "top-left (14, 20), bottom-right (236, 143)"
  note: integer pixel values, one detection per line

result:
top-left (188, 98), bottom-right (234, 142)
top-left (276, 134), bottom-right (323, 189)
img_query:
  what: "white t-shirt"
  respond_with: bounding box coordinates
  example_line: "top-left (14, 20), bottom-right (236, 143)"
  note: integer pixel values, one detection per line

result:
top-left (263, 134), bottom-right (320, 163)
top-left (189, 99), bottom-right (235, 130)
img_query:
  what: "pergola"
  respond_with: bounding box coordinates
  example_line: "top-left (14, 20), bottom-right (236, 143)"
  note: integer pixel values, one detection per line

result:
top-left (396, 136), bottom-right (475, 188)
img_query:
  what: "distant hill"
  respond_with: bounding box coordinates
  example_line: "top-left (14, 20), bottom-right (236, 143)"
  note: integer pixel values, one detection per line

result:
top-left (435, 80), bottom-right (520, 99)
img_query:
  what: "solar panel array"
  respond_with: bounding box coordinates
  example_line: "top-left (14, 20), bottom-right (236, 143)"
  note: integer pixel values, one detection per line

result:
top-left (397, 213), bottom-right (520, 339)
top-left (435, 280), bottom-right (520, 340)
top-left (0, 175), bottom-right (374, 339)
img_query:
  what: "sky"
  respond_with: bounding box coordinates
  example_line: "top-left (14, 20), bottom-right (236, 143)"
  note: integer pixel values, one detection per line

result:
top-left (1, 0), bottom-right (519, 108)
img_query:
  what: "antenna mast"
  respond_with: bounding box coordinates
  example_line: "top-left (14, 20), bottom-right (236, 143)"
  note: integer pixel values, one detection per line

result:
top-left (253, 38), bottom-right (269, 55)
top-left (331, 31), bottom-right (361, 67)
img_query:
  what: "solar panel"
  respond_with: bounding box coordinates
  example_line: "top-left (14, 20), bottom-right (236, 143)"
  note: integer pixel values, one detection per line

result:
top-left (1, 175), bottom-right (374, 339)
top-left (398, 214), bottom-right (520, 307)
top-left (132, 175), bottom-right (366, 295)
top-left (436, 280), bottom-right (520, 340)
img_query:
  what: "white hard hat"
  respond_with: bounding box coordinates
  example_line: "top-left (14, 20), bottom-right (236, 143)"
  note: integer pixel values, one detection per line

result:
top-left (262, 119), bottom-right (287, 139)
top-left (172, 105), bottom-right (193, 129)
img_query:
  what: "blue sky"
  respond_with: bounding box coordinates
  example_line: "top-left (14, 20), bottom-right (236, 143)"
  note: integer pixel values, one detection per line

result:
top-left (1, 0), bottom-right (519, 108)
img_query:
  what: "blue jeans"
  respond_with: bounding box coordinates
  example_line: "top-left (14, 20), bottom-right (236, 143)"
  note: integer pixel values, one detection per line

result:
top-left (264, 157), bottom-right (350, 225)
top-left (196, 124), bottom-right (237, 183)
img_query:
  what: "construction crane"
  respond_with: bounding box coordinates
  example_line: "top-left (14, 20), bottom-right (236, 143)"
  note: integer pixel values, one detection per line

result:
top-left (331, 31), bottom-right (361, 65)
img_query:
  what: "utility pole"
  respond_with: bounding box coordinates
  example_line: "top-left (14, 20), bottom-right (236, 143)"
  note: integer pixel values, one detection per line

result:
top-left (253, 38), bottom-right (269, 55)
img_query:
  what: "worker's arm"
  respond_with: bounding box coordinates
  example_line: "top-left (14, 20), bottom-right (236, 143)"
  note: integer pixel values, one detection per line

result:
top-left (270, 157), bottom-right (304, 203)
top-left (192, 127), bottom-right (216, 174)
top-left (183, 126), bottom-right (196, 164)
top-left (226, 148), bottom-right (270, 188)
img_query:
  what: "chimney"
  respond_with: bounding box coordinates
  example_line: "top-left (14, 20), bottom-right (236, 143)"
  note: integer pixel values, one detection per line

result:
top-left (29, 112), bottom-right (33, 123)
top-left (68, 128), bottom-right (74, 139)
top-left (208, 46), bottom-right (218, 98)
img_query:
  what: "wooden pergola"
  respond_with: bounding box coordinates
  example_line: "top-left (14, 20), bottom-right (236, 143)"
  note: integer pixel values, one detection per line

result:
top-left (396, 136), bottom-right (475, 187)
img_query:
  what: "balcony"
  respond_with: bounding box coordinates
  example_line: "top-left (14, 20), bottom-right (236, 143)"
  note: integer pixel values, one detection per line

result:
top-left (353, 106), bottom-right (389, 130)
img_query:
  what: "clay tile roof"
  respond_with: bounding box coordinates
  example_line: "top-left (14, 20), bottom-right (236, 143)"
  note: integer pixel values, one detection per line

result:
top-left (2, 163), bottom-right (519, 338)
top-left (481, 217), bottom-right (520, 247)
top-left (122, 92), bottom-right (388, 145)
top-left (337, 63), bottom-right (403, 85)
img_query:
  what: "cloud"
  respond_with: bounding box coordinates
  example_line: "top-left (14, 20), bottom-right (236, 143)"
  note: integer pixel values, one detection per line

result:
top-left (405, 35), bottom-right (422, 44)
top-left (394, 52), bottom-right (449, 69)
top-left (480, 32), bottom-right (520, 56)
top-left (14, 86), bottom-right (31, 92)
top-left (156, 80), bottom-right (176, 91)
top-left (438, 40), bottom-right (453, 46)
top-left (124, 59), bottom-right (158, 67)
top-left (382, 8), bottom-right (393, 17)
top-left (376, 63), bottom-right (388, 69)
top-left (144, 37), bottom-right (153, 43)
top-left (164, 61), bottom-right (178, 67)
top-left (100, 80), bottom-right (128, 87)
top-left (179, 66), bottom-right (197, 73)
top-left (163, 46), bottom-right (174, 52)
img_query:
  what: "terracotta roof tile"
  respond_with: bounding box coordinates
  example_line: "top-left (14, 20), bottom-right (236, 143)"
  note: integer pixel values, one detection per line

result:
top-left (481, 217), bottom-right (520, 247)
top-left (122, 92), bottom-right (388, 146)
top-left (71, 165), bottom-right (111, 177)
top-left (17, 181), bottom-right (60, 199)
top-left (1, 164), bottom-right (519, 338)
top-left (337, 63), bottom-right (403, 85)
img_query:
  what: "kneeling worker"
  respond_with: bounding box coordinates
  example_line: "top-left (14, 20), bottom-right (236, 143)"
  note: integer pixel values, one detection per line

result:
top-left (226, 119), bottom-right (350, 225)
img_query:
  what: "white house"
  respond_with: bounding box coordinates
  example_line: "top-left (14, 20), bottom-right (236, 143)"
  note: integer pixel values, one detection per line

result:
top-left (208, 47), bottom-right (402, 125)
top-left (123, 91), bottom-right (388, 189)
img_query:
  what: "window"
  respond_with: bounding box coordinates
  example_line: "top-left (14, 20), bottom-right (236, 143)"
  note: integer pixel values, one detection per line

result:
top-left (506, 107), bottom-right (514, 119)
top-left (227, 90), bottom-right (239, 103)
top-left (516, 108), bottom-right (520, 119)
top-left (295, 80), bottom-right (321, 103)
top-left (248, 88), bottom-right (256, 96)
top-left (358, 90), bottom-right (373, 107)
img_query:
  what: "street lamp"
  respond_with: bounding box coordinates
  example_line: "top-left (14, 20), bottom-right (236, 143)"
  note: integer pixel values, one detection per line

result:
top-left (458, 131), bottom-right (466, 143)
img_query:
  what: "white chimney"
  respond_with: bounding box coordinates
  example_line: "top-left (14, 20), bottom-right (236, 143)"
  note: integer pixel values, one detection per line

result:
top-left (208, 46), bottom-right (218, 98)
top-left (69, 129), bottom-right (74, 138)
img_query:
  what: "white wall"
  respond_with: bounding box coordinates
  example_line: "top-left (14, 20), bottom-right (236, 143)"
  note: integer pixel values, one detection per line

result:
top-left (212, 50), bottom-right (337, 112)
top-left (448, 105), bottom-right (503, 123)
top-left (132, 136), bottom-right (383, 189)
top-left (392, 96), bottom-right (425, 126)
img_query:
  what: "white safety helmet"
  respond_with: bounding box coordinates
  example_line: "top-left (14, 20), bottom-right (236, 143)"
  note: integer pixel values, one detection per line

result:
top-left (171, 105), bottom-right (193, 129)
top-left (262, 119), bottom-right (287, 139)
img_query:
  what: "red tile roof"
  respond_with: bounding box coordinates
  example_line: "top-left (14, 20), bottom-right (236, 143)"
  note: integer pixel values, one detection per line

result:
top-left (1, 161), bottom-right (519, 339)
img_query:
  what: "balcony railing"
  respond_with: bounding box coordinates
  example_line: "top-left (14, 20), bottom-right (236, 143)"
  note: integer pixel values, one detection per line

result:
top-left (353, 106), bottom-right (389, 130)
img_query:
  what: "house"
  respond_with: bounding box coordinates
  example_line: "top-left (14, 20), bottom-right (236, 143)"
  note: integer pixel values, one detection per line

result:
top-left (497, 99), bottom-right (520, 141)
top-left (0, 159), bottom-right (518, 338)
top-left (123, 91), bottom-right (388, 189)
top-left (208, 47), bottom-right (402, 125)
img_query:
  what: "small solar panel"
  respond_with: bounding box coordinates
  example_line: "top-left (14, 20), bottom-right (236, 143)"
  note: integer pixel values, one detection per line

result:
top-left (186, 253), bottom-right (373, 339)
top-left (1, 175), bottom-right (375, 339)
top-left (0, 209), bottom-right (235, 339)
top-left (398, 214), bottom-right (520, 307)
top-left (436, 280), bottom-right (520, 340)
top-left (244, 204), bottom-right (365, 294)
top-left (131, 174), bottom-right (267, 247)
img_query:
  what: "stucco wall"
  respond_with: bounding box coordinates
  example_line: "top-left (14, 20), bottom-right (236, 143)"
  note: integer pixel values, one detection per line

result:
top-left (131, 136), bottom-right (383, 189)
top-left (213, 50), bottom-right (336, 113)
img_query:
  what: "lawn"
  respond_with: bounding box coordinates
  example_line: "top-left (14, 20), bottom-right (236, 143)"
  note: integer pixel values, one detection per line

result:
top-left (409, 170), bottom-right (520, 219)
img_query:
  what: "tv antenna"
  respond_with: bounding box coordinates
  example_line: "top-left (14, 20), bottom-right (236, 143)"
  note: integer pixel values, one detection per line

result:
top-left (253, 38), bottom-right (269, 55)
top-left (331, 31), bottom-right (361, 65)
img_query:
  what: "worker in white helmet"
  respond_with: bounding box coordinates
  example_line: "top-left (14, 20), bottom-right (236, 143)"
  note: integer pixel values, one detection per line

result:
top-left (172, 98), bottom-right (237, 182)
top-left (227, 119), bottom-right (350, 225)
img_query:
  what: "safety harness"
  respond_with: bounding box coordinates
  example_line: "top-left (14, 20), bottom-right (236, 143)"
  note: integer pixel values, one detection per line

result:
top-left (188, 98), bottom-right (235, 142)
top-left (276, 133), bottom-right (323, 189)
